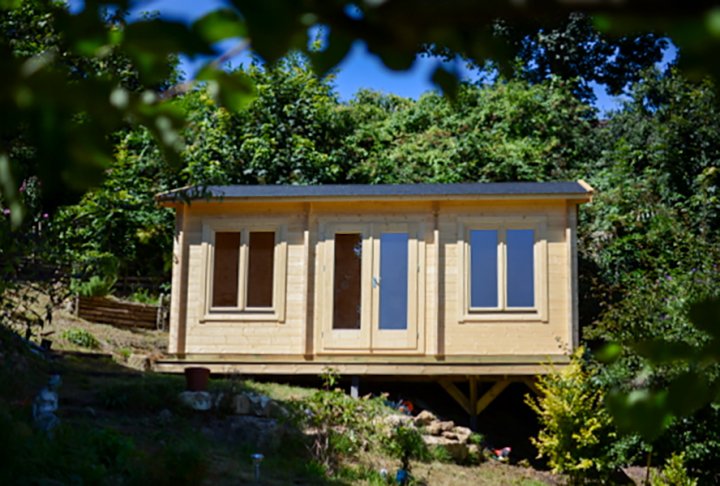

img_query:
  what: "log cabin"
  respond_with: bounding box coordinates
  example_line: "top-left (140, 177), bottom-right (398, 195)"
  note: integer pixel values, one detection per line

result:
top-left (154, 181), bottom-right (593, 419)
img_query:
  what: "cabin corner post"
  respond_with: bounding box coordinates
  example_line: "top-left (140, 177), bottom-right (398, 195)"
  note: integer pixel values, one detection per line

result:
top-left (567, 203), bottom-right (579, 352)
top-left (303, 203), bottom-right (316, 358)
top-left (432, 202), bottom-right (445, 358)
top-left (168, 204), bottom-right (189, 355)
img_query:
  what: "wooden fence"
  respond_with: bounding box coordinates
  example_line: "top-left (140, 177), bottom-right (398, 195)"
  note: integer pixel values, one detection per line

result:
top-left (76, 296), bottom-right (168, 330)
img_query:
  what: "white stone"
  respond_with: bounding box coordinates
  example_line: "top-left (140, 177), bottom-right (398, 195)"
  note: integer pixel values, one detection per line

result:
top-left (178, 391), bottom-right (212, 411)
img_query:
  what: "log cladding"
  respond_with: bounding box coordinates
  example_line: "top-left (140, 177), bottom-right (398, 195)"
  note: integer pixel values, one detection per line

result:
top-left (77, 296), bottom-right (165, 329)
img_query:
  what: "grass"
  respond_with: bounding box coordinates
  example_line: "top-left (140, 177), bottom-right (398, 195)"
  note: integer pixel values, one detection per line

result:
top-left (0, 291), bottom-right (564, 485)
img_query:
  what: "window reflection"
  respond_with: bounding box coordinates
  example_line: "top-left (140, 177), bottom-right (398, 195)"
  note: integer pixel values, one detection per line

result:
top-left (470, 230), bottom-right (498, 308)
top-left (379, 233), bottom-right (408, 330)
top-left (507, 229), bottom-right (534, 307)
top-left (333, 233), bottom-right (362, 329)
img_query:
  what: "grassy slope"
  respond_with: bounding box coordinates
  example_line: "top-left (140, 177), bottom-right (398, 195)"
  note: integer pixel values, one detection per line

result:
top-left (1, 299), bottom-right (562, 485)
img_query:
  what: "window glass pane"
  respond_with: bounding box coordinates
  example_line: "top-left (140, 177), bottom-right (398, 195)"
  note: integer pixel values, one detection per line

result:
top-left (470, 230), bottom-right (498, 308)
top-left (212, 232), bottom-right (240, 307)
top-left (333, 233), bottom-right (362, 329)
top-left (246, 231), bottom-right (275, 308)
top-left (507, 229), bottom-right (535, 307)
top-left (379, 233), bottom-right (408, 330)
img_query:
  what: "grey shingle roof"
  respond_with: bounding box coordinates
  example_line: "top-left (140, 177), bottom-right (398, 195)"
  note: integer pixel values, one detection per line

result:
top-left (156, 181), bottom-right (592, 202)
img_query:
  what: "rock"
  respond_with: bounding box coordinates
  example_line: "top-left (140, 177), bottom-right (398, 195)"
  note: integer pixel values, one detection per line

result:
top-left (413, 410), bottom-right (437, 426)
top-left (178, 391), bottom-right (212, 411)
top-left (384, 413), bottom-right (414, 427)
top-left (247, 393), bottom-right (271, 416)
top-left (233, 394), bottom-right (252, 415)
top-left (422, 435), bottom-right (469, 462)
top-left (442, 426), bottom-right (472, 443)
top-left (425, 420), bottom-right (455, 436)
top-left (127, 354), bottom-right (150, 371)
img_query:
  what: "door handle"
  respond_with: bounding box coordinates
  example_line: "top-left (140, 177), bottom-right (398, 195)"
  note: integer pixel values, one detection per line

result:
top-left (372, 277), bottom-right (380, 288)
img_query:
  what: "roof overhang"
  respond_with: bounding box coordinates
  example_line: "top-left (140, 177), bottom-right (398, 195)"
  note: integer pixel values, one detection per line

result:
top-left (156, 181), bottom-right (594, 207)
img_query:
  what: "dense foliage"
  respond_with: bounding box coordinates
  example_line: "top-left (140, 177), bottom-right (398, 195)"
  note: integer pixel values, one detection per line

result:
top-left (2, 1), bottom-right (720, 483)
top-left (525, 349), bottom-right (635, 483)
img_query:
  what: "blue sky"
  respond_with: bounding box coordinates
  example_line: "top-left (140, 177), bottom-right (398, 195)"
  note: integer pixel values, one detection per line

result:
top-left (70, 0), bottom-right (675, 114)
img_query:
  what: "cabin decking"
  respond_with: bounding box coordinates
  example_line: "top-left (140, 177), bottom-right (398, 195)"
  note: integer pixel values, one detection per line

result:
top-left (153, 353), bottom-right (569, 376)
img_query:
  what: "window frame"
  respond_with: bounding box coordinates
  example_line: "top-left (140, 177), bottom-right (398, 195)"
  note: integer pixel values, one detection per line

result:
top-left (317, 218), bottom-right (424, 352)
top-left (200, 219), bottom-right (287, 323)
top-left (457, 216), bottom-right (548, 323)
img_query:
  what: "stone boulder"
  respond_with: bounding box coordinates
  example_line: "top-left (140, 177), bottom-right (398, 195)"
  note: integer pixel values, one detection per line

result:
top-left (178, 391), bottom-right (213, 411)
top-left (424, 420), bottom-right (455, 436)
top-left (442, 426), bottom-right (472, 443)
top-left (383, 413), bottom-right (414, 428)
top-left (413, 410), bottom-right (437, 426)
top-left (423, 435), bottom-right (469, 462)
top-left (233, 394), bottom-right (252, 415)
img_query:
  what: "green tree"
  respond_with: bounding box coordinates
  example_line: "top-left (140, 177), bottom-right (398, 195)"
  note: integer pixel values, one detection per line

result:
top-left (349, 77), bottom-right (595, 183)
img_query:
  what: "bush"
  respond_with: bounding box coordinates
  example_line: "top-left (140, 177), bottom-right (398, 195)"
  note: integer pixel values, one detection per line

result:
top-left (294, 376), bottom-right (389, 475)
top-left (61, 327), bottom-right (100, 349)
top-left (383, 424), bottom-right (430, 466)
top-left (652, 452), bottom-right (698, 486)
top-left (526, 348), bottom-right (635, 483)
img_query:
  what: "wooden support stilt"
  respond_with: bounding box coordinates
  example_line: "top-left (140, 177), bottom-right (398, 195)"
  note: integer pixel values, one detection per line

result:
top-left (522, 377), bottom-right (541, 395)
top-left (439, 379), bottom-right (471, 414)
top-left (476, 379), bottom-right (511, 415)
top-left (439, 378), bottom-right (514, 423)
top-left (469, 376), bottom-right (478, 430)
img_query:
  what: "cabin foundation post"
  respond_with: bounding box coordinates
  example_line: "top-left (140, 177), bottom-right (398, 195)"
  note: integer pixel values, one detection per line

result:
top-left (350, 376), bottom-right (360, 399)
top-left (469, 376), bottom-right (478, 430)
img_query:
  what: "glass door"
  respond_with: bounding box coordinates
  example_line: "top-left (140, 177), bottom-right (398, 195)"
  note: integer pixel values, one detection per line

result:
top-left (370, 224), bottom-right (419, 350)
top-left (318, 221), bottom-right (421, 352)
top-left (320, 224), bottom-right (372, 350)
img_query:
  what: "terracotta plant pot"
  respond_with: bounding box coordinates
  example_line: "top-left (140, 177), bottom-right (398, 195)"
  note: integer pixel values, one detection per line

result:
top-left (184, 367), bottom-right (210, 391)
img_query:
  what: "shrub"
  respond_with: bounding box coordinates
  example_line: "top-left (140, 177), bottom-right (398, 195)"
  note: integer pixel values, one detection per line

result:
top-left (294, 380), bottom-right (388, 475)
top-left (74, 275), bottom-right (116, 297)
top-left (383, 424), bottom-right (430, 466)
top-left (652, 452), bottom-right (698, 486)
top-left (526, 348), bottom-right (634, 483)
top-left (61, 327), bottom-right (100, 349)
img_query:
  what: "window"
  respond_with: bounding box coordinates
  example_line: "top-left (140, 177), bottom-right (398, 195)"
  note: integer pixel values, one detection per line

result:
top-left (333, 233), bottom-right (362, 330)
top-left (202, 222), bottom-right (287, 322)
top-left (460, 219), bottom-right (547, 322)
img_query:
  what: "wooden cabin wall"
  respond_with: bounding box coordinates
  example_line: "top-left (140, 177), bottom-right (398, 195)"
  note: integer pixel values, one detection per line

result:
top-left (168, 198), bottom-right (577, 359)
top-left (440, 201), bottom-right (571, 356)
top-left (179, 203), bottom-right (308, 355)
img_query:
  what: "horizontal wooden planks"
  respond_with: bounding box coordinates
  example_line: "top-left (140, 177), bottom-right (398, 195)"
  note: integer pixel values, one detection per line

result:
top-left (77, 296), bottom-right (162, 329)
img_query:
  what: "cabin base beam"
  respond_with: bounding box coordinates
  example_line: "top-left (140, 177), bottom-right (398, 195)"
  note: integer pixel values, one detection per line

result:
top-left (154, 354), bottom-right (568, 376)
